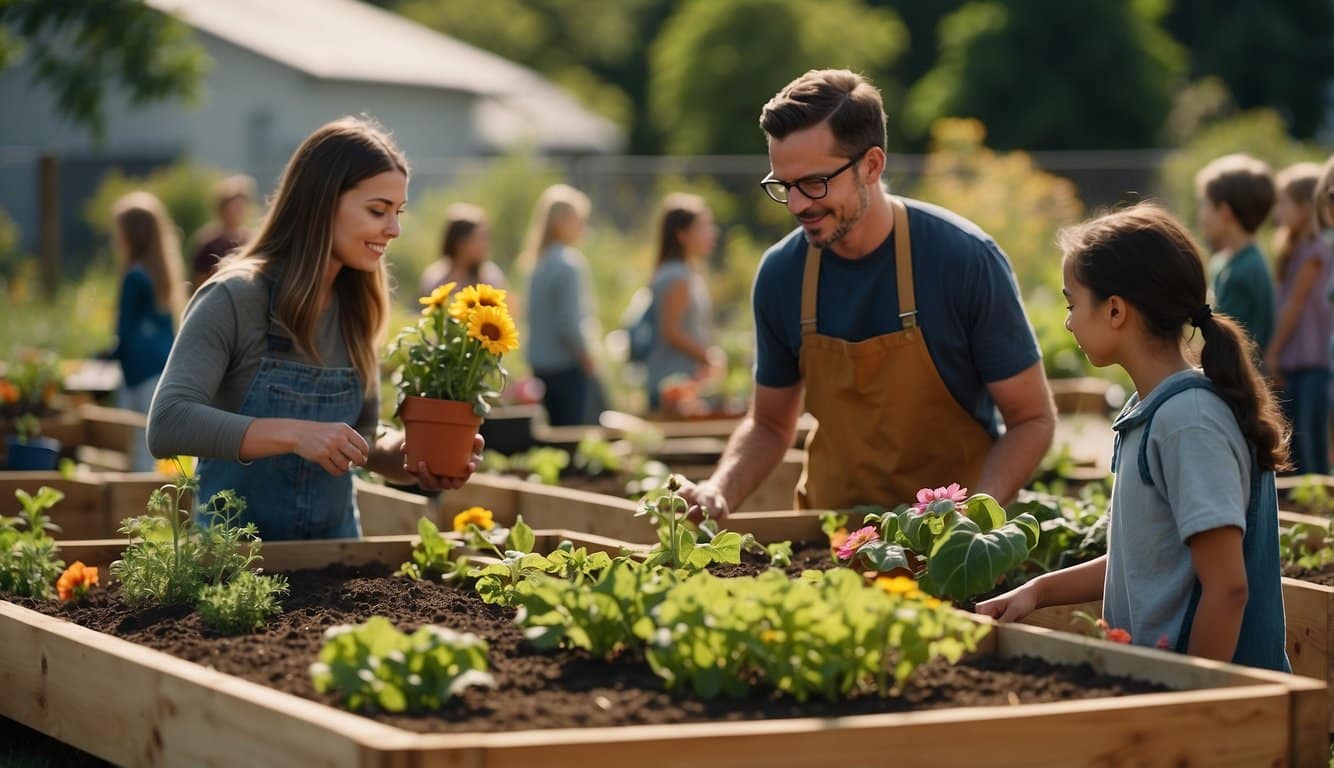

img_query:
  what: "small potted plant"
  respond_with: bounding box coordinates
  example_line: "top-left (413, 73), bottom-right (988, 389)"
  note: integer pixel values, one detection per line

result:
top-left (388, 282), bottom-right (519, 477)
top-left (4, 413), bottom-right (60, 471)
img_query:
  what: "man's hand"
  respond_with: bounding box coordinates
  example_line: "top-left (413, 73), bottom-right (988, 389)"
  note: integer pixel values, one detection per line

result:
top-left (675, 476), bottom-right (731, 522)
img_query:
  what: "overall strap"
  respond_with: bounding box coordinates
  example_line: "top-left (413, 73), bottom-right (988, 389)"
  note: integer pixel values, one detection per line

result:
top-left (1110, 375), bottom-right (1216, 485)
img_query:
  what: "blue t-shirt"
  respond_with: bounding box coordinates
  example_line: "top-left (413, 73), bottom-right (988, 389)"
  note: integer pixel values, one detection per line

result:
top-left (113, 266), bottom-right (175, 388)
top-left (752, 198), bottom-right (1040, 436)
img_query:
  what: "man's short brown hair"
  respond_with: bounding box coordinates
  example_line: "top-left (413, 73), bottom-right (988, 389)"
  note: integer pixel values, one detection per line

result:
top-left (759, 69), bottom-right (886, 157)
top-left (1195, 154), bottom-right (1276, 234)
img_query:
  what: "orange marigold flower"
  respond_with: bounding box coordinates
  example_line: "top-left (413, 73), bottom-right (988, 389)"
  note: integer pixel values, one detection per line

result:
top-left (1105, 628), bottom-right (1132, 644)
top-left (0, 379), bottom-right (18, 404)
top-left (828, 528), bottom-right (849, 554)
top-left (56, 561), bottom-right (99, 602)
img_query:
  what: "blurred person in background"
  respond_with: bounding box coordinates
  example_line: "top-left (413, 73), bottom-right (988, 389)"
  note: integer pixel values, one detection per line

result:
top-left (190, 174), bottom-right (255, 291)
top-left (110, 190), bottom-right (186, 472)
top-left (520, 184), bottom-right (604, 426)
top-left (419, 202), bottom-right (508, 298)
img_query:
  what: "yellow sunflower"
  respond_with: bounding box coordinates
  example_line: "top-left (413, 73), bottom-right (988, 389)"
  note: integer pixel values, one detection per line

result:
top-left (467, 305), bottom-right (520, 356)
top-left (453, 506), bottom-right (494, 532)
top-left (474, 283), bottom-right (508, 308)
top-left (419, 281), bottom-right (457, 314)
top-left (448, 285), bottom-right (482, 319)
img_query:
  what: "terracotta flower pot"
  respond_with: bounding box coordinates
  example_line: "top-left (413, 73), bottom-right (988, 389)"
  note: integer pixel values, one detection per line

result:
top-left (400, 396), bottom-right (483, 477)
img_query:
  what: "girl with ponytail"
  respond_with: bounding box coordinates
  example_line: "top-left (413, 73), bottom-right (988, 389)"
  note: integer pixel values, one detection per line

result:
top-left (979, 202), bottom-right (1290, 672)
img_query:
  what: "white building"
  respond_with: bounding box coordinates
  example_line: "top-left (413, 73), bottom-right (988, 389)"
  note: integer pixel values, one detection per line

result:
top-left (0, 0), bottom-right (623, 256)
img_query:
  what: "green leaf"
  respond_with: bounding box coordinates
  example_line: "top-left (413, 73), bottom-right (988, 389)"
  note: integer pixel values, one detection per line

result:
top-left (855, 540), bottom-right (912, 573)
top-left (962, 494), bottom-right (1006, 531)
top-left (509, 516), bottom-right (535, 553)
top-left (919, 522), bottom-right (1033, 602)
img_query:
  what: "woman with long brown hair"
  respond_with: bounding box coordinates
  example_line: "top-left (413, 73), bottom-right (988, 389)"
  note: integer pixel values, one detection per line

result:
top-left (110, 190), bottom-right (185, 472)
top-left (640, 193), bottom-right (722, 412)
top-left (148, 117), bottom-right (478, 540)
top-left (418, 202), bottom-right (507, 298)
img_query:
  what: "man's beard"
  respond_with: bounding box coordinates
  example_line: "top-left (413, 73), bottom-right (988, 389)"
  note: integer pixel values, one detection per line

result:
top-left (806, 184), bottom-right (870, 249)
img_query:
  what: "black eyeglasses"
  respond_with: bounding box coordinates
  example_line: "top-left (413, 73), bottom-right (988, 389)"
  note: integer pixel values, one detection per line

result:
top-left (759, 147), bottom-right (871, 204)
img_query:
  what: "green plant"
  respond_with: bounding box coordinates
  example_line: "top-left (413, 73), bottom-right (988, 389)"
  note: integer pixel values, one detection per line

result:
top-left (515, 559), bottom-right (674, 659)
top-left (465, 515), bottom-right (559, 606)
top-left (842, 484), bottom-right (1040, 602)
top-left (310, 617), bottom-right (494, 713)
top-left (573, 435), bottom-right (623, 476)
top-left (0, 486), bottom-right (65, 599)
top-left (110, 472), bottom-right (286, 634)
top-left (196, 569), bottom-right (289, 635)
top-left (1281, 522), bottom-right (1334, 572)
top-left (480, 446), bottom-right (571, 485)
top-left (396, 517), bottom-right (470, 582)
top-left (636, 476), bottom-right (743, 573)
top-left (1005, 489), bottom-right (1109, 585)
top-left (388, 282), bottom-right (517, 416)
top-left (1286, 478), bottom-right (1334, 517)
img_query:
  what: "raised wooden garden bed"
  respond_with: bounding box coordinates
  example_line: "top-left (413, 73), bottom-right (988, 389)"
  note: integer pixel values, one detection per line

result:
top-left (0, 471), bottom-right (169, 539)
top-left (0, 534), bottom-right (1323, 767)
top-left (1048, 376), bottom-right (1116, 416)
top-left (1, 404), bottom-right (146, 471)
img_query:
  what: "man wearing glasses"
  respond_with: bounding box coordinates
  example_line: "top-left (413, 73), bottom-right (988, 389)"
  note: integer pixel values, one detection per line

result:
top-left (679, 69), bottom-right (1055, 517)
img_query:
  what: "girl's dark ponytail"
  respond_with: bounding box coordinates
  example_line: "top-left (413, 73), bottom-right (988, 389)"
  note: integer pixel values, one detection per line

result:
top-left (1196, 312), bottom-right (1289, 472)
top-left (1061, 202), bottom-right (1289, 472)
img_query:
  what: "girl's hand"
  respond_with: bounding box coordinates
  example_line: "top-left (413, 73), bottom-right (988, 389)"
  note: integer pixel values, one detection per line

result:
top-left (404, 433), bottom-right (485, 491)
top-left (975, 583), bottom-right (1039, 623)
top-left (1263, 350), bottom-right (1283, 388)
top-left (294, 422), bottom-right (369, 477)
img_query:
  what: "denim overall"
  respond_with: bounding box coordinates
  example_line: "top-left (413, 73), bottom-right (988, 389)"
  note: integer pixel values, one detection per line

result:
top-left (196, 283), bottom-right (363, 540)
top-left (1111, 375), bottom-right (1290, 672)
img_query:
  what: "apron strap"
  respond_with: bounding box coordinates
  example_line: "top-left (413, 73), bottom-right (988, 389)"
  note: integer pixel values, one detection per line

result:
top-left (799, 196), bottom-right (916, 337)
top-left (800, 243), bottom-right (821, 337)
top-left (890, 196), bottom-right (917, 329)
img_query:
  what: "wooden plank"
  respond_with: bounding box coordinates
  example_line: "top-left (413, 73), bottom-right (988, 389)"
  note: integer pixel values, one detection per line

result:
top-left (1021, 600), bottom-right (1103, 634)
top-left (734, 450), bottom-right (804, 513)
top-left (0, 473), bottom-right (108, 540)
top-left (76, 404), bottom-right (145, 453)
top-left (355, 480), bottom-right (436, 537)
top-left (1276, 475), bottom-right (1334, 492)
top-left (1049, 376), bottom-right (1112, 416)
top-left (438, 473), bottom-right (523, 521)
top-left (102, 472), bottom-right (172, 526)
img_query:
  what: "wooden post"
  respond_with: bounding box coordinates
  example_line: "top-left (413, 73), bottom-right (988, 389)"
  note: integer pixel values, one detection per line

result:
top-left (38, 153), bottom-right (59, 299)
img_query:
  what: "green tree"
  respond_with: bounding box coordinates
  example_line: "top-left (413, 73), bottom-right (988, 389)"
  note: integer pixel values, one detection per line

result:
top-left (905, 0), bottom-right (1185, 150)
top-left (649, 0), bottom-right (908, 156)
top-left (1164, 0), bottom-right (1334, 140)
top-left (0, 0), bottom-right (206, 140)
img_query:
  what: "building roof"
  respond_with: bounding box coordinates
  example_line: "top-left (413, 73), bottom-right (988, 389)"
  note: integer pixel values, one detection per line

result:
top-left (145, 0), bottom-right (623, 153)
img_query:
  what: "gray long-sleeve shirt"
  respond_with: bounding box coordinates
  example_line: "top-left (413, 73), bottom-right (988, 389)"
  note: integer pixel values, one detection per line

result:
top-left (524, 244), bottom-right (596, 373)
top-left (147, 271), bottom-right (378, 460)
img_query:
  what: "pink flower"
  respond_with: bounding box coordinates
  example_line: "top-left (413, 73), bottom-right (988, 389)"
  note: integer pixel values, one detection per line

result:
top-left (912, 483), bottom-right (969, 515)
top-left (1155, 635), bottom-right (1171, 650)
top-left (837, 526), bottom-right (879, 560)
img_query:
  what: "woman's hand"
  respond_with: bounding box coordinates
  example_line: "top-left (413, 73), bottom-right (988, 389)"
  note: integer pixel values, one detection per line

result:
top-left (293, 421), bottom-right (369, 477)
top-left (404, 433), bottom-right (485, 491)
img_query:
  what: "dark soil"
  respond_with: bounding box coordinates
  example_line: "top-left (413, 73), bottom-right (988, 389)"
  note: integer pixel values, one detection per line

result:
top-left (1284, 560), bottom-right (1334, 586)
top-left (17, 563), bottom-right (1169, 734)
top-left (709, 540), bottom-right (837, 579)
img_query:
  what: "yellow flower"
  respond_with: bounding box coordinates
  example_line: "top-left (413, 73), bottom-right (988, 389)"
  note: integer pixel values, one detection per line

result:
top-left (453, 507), bottom-right (494, 532)
top-left (924, 597), bottom-right (944, 609)
top-left (474, 283), bottom-right (507, 308)
top-left (467, 305), bottom-right (520, 356)
top-left (760, 629), bottom-right (782, 643)
top-left (155, 456), bottom-right (196, 478)
top-left (419, 281), bottom-right (457, 313)
top-left (874, 575), bottom-right (920, 597)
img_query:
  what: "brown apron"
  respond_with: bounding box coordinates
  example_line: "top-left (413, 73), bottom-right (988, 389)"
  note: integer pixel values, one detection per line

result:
top-left (794, 196), bottom-right (994, 510)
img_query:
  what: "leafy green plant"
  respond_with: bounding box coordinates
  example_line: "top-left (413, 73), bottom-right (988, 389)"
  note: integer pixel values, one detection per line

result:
top-left (481, 446), bottom-right (572, 485)
top-left (196, 569), bottom-right (289, 635)
top-left (1005, 489), bottom-right (1109, 585)
top-left (840, 484), bottom-right (1041, 602)
top-left (1286, 478), bottom-right (1334, 518)
top-left (0, 347), bottom-right (63, 420)
top-left (0, 486), bottom-right (65, 599)
top-left (395, 517), bottom-right (468, 582)
top-left (636, 476), bottom-right (742, 573)
top-left (515, 559), bottom-right (674, 658)
top-left (110, 472), bottom-right (286, 633)
top-left (573, 435), bottom-right (623, 477)
top-left (310, 617), bottom-right (494, 713)
top-left (1281, 522), bottom-right (1334, 572)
